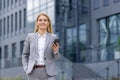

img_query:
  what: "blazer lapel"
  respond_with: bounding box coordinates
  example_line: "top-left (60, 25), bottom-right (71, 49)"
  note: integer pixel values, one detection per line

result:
top-left (33, 32), bottom-right (51, 55)
top-left (34, 32), bottom-right (39, 53)
top-left (44, 33), bottom-right (51, 54)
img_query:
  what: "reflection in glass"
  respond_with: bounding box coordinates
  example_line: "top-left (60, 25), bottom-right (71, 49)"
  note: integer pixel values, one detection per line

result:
top-left (99, 19), bottom-right (109, 61)
top-left (66, 27), bottom-right (76, 62)
top-left (0, 47), bottom-right (1, 59)
top-left (118, 14), bottom-right (120, 34)
top-left (99, 15), bottom-right (119, 61)
top-left (79, 24), bottom-right (87, 44)
top-left (79, 24), bottom-right (87, 62)
top-left (27, 0), bottom-right (33, 11)
top-left (109, 16), bottom-right (117, 43)
top-left (100, 19), bottom-right (107, 46)
top-left (34, 0), bottom-right (40, 8)
top-left (0, 20), bottom-right (2, 36)
top-left (40, 0), bottom-right (47, 5)
top-left (48, 6), bottom-right (55, 24)
top-left (0, 0), bottom-right (2, 11)
top-left (4, 18), bottom-right (6, 35)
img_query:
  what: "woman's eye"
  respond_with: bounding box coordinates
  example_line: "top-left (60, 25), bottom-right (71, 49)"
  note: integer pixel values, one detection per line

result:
top-left (39, 19), bottom-right (42, 21)
top-left (39, 19), bottom-right (48, 22)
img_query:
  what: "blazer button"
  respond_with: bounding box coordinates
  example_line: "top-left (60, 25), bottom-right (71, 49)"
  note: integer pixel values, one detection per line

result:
top-left (44, 58), bottom-right (46, 60)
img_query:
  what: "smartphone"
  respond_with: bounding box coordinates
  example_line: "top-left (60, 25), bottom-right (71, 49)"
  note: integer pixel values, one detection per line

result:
top-left (53, 39), bottom-right (59, 46)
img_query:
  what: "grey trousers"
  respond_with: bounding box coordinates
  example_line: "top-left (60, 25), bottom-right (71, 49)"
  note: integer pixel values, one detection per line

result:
top-left (27, 68), bottom-right (56, 80)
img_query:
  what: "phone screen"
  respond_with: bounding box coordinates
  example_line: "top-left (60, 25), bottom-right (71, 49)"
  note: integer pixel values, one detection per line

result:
top-left (53, 39), bottom-right (59, 45)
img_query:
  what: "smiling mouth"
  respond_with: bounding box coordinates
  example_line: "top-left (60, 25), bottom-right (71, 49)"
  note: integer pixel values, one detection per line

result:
top-left (40, 25), bottom-right (46, 26)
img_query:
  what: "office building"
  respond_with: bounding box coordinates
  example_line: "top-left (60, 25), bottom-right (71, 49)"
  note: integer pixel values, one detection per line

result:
top-left (0, 0), bottom-right (120, 80)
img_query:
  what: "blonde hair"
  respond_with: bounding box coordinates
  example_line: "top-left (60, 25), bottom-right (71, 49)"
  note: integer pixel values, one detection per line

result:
top-left (34, 13), bottom-right (53, 33)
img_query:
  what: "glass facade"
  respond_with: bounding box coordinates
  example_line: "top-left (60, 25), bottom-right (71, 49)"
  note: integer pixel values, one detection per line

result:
top-left (0, 47), bottom-right (1, 68)
top-left (114, 0), bottom-right (120, 2)
top-left (4, 45), bottom-right (9, 68)
top-left (4, 18), bottom-right (6, 35)
top-left (15, 12), bottom-right (17, 31)
top-left (99, 14), bottom-right (120, 61)
top-left (55, 0), bottom-right (90, 62)
top-left (66, 27), bottom-right (77, 62)
top-left (20, 41), bottom-right (24, 55)
top-left (19, 10), bottom-right (22, 29)
top-left (4, 0), bottom-right (5, 9)
top-left (7, 16), bottom-right (9, 34)
top-left (7, 0), bottom-right (9, 7)
top-left (11, 14), bottom-right (13, 32)
top-left (0, 0), bottom-right (2, 11)
top-left (11, 0), bottom-right (13, 5)
top-left (24, 8), bottom-right (26, 28)
top-left (12, 43), bottom-right (17, 66)
top-left (0, 19), bottom-right (2, 37)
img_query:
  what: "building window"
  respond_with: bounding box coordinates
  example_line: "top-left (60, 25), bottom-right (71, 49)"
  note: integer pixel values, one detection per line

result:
top-left (7, 16), bottom-right (9, 34)
top-left (33, 0), bottom-right (40, 9)
top-left (93, 0), bottom-right (99, 9)
top-left (0, 19), bottom-right (1, 36)
top-left (103, 0), bottom-right (109, 6)
top-left (80, 0), bottom-right (88, 14)
top-left (19, 10), bottom-right (22, 29)
top-left (27, 0), bottom-right (33, 11)
top-left (4, 18), bottom-right (6, 35)
top-left (4, 45), bottom-right (8, 59)
top-left (12, 43), bottom-right (16, 58)
top-left (7, 0), bottom-right (9, 7)
top-left (79, 24), bottom-right (87, 62)
top-left (24, 8), bottom-right (26, 28)
top-left (0, 47), bottom-right (1, 68)
top-left (0, 0), bottom-right (2, 11)
top-left (15, 0), bottom-right (17, 3)
top-left (4, 0), bottom-right (5, 9)
top-left (99, 19), bottom-right (107, 47)
top-left (11, 0), bottom-right (13, 5)
top-left (99, 15), bottom-right (119, 61)
top-left (20, 41), bottom-right (24, 55)
top-left (40, 0), bottom-right (47, 5)
top-left (114, 0), bottom-right (120, 3)
top-left (66, 27), bottom-right (77, 62)
top-left (118, 14), bottom-right (120, 34)
top-left (11, 14), bottom-right (13, 32)
top-left (0, 47), bottom-right (2, 59)
top-left (4, 45), bottom-right (11, 68)
top-left (12, 43), bottom-right (17, 66)
top-left (15, 12), bottom-right (17, 31)
top-left (109, 16), bottom-right (118, 43)
top-left (79, 24), bottom-right (87, 45)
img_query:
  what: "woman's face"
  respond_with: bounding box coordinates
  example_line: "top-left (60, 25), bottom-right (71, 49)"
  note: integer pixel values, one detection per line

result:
top-left (37, 15), bottom-right (49, 31)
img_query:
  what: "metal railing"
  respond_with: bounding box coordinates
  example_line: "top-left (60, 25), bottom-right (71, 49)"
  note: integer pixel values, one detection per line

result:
top-left (91, 59), bottom-right (120, 80)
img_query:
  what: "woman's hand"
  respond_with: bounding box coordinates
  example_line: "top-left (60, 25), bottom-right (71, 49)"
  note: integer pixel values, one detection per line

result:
top-left (51, 43), bottom-right (59, 54)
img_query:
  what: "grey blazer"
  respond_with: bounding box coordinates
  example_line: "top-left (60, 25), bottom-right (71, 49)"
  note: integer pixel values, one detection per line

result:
top-left (22, 32), bottom-right (60, 76)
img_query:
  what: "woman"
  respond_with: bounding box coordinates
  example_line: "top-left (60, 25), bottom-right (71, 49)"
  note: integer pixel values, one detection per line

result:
top-left (22, 13), bottom-right (60, 80)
